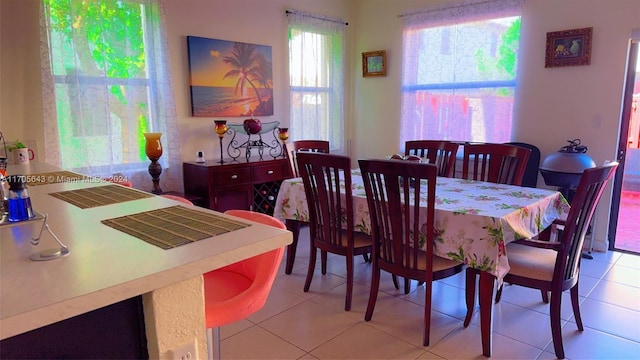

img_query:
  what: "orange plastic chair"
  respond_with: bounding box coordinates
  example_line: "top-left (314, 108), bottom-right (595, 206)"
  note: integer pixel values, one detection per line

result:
top-left (204, 210), bottom-right (286, 359)
top-left (159, 194), bottom-right (193, 205)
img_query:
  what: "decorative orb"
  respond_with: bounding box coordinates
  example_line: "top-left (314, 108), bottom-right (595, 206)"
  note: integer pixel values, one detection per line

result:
top-left (243, 118), bottom-right (262, 134)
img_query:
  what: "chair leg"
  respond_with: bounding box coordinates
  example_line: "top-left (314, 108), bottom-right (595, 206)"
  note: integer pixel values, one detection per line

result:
top-left (423, 281), bottom-right (433, 346)
top-left (404, 278), bottom-right (411, 294)
top-left (541, 290), bottom-right (550, 303)
top-left (495, 284), bottom-right (503, 303)
top-left (321, 250), bottom-right (328, 275)
top-left (345, 254), bottom-right (354, 311)
top-left (365, 266), bottom-right (381, 321)
top-left (391, 274), bottom-right (399, 290)
top-left (464, 267), bottom-right (477, 327)
top-left (284, 220), bottom-right (300, 274)
top-left (362, 253), bottom-right (370, 263)
top-left (206, 327), bottom-right (222, 360)
top-left (304, 246), bottom-right (317, 292)
top-left (570, 284), bottom-right (584, 331)
top-left (550, 291), bottom-right (565, 359)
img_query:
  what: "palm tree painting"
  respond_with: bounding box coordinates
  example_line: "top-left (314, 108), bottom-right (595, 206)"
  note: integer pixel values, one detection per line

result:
top-left (187, 36), bottom-right (274, 117)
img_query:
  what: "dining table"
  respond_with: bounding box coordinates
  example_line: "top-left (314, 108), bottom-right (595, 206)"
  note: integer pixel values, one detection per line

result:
top-left (274, 168), bottom-right (569, 357)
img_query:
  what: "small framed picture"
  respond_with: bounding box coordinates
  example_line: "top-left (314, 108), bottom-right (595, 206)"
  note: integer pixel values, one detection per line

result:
top-left (362, 50), bottom-right (386, 77)
top-left (545, 27), bottom-right (593, 68)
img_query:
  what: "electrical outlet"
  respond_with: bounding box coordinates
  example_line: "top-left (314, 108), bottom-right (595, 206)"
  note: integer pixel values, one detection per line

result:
top-left (169, 339), bottom-right (198, 360)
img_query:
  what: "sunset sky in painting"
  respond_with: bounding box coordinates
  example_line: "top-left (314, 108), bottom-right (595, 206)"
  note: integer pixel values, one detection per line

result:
top-left (187, 36), bottom-right (272, 88)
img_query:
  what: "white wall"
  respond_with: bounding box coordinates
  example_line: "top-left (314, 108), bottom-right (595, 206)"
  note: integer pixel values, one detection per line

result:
top-left (350, 0), bottom-right (640, 250)
top-left (163, 0), bottom-right (354, 164)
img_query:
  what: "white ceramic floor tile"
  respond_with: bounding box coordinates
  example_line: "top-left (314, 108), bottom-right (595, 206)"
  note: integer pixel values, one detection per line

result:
top-left (588, 279), bottom-right (640, 310)
top-left (428, 324), bottom-right (545, 359)
top-left (554, 325), bottom-right (640, 360)
top-left (220, 325), bottom-right (306, 359)
top-left (310, 323), bottom-right (426, 359)
top-left (364, 298), bottom-right (461, 348)
top-left (616, 253), bottom-right (640, 269)
top-left (259, 300), bottom-right (361, 352)
top-left (579, 257), bottom-right (616, 279)
top-left (246, 282), bottom-right (309, 323)
top-left (602, 264), bottom-right (640, 288)
top-left (495, 283), bottom-right (583, 321)
top-left (404, 280), bottom-right (469, 320)
top-left (308, 281), bottom-right (376, 320)
top-left (576, 298), bottom-right (640, 342)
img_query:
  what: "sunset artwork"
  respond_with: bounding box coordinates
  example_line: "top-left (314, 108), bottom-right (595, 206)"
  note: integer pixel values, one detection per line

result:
top-left (187, 36), bottom-right (274, 117)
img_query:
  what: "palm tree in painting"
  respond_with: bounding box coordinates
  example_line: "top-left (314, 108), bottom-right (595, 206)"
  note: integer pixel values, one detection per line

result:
top-left (222, 43), bottom-right (271, 111)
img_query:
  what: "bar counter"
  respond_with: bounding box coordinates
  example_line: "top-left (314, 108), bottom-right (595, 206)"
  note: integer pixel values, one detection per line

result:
top-left (0, 162), bottom-right (292, 358)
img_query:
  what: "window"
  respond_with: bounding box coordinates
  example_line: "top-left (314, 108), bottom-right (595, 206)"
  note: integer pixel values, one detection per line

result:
top-left (400, 0), bottom-right (522, 146)
top-left (41, 0), bottom-right (179, 185)
top-left (287, 10), bottom-right (346, 153)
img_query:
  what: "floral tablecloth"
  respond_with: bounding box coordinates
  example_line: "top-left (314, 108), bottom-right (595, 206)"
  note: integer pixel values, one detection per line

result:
top-left (274, 170), bottom-right (569, 283)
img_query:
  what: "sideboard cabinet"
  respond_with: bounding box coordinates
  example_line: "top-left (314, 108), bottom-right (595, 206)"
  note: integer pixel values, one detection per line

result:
top-left (183, 158), bottom-right (292, 215)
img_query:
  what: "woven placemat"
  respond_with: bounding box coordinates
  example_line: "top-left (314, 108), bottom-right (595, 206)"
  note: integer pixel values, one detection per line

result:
top-left (49, 184), bottom-right (153, 209)
top-left (25, 171), bottom-right (92, 186)
top-left (101, 205), bottom-right (251, 249)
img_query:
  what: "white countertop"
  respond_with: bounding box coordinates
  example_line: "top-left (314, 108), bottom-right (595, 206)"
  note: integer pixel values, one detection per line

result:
top-left (0, 163), bottom-right (292, 339)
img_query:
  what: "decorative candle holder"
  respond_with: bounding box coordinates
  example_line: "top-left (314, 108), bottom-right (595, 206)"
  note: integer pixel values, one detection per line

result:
top-left (214, 120), bottom-right (228, 164)
top-left (143, 132), bottom-right (163, 194)
top-left (277, 128), bottom-right (289, 158)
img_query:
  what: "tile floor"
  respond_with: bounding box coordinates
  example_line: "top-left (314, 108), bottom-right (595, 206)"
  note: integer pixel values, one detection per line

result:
top-left (219, 227), bottom-right (640, 359)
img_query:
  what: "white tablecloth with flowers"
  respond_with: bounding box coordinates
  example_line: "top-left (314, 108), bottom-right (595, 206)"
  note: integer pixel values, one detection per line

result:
top-left (274, 169), bottom-right (569, 283)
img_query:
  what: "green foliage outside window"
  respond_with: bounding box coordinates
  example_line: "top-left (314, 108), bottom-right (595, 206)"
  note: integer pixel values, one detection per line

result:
top-left (45, 0), bottom-right (153, 166)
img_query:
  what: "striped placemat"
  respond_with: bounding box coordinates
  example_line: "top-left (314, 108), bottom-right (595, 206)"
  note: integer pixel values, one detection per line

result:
top-left (25, 171), bottom-right (93, 186)
top-left (101, 205), bottom-right (251, 249)
top-left (49, 184), bottom-right (153, 209)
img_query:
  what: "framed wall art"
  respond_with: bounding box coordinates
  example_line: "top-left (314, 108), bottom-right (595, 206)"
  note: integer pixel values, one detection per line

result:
top-left (362, 50), bottom-right (386, 77)
top-left (187, 36), bottom-right (274, 117)
top-left (545, 27), bottom-right (593, 68)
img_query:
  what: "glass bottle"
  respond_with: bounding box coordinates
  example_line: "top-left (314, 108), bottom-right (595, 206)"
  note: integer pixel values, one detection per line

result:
top-left (7, 175), bottom-right (34, 222)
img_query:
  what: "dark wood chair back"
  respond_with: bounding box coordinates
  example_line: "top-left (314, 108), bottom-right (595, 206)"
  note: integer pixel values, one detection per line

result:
top-left (405, 140), bottom-right (460, 177)
top-left (292, 140), bottom-right (330, 153)
top-left (462, 143), bottom-right (531, 185)
top-left (557, 162), bottom-right (618, 286)
top-left (296, 151), bottom-right (371, 311)
top-left (286, 140), bottom-right (330, 177)
top-left (504, 142), bottom-right (541, 188)
top-left (358, 159), bottom-right (463, 345)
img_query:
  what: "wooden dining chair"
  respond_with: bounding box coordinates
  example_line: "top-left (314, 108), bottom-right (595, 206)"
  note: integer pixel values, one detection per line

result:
top-left (358, 159), bottom-right (464, 346)
top-left (296, 152), bottom-right (372, 311)
top-left (283, 140), bottom-right (332, 275)
top-left (463, 162), bottom-right (618, 359)
top-left (404, 140), bottom-right (460, 177)
top-left (462, 143), bottom-right (532, 186)
top-left (286, 140), bottom-right (330, 177)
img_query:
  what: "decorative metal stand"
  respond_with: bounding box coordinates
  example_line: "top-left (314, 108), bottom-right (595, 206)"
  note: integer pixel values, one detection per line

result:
top-left (1, 211), bottom-right (70, 261)
top-left (226, 121), bottom-right (284, 161)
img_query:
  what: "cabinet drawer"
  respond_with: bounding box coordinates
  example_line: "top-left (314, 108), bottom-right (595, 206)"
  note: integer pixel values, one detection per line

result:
top-left (252, 163), bottom-right (288, 183)
top-left (213, 167), bottom-right (252, 187)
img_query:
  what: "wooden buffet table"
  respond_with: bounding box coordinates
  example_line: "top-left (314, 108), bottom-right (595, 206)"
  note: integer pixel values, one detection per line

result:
top-left (183, 157), bottom-right (292, 214)
top-left (0, 162), bottom-right (292, 359)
